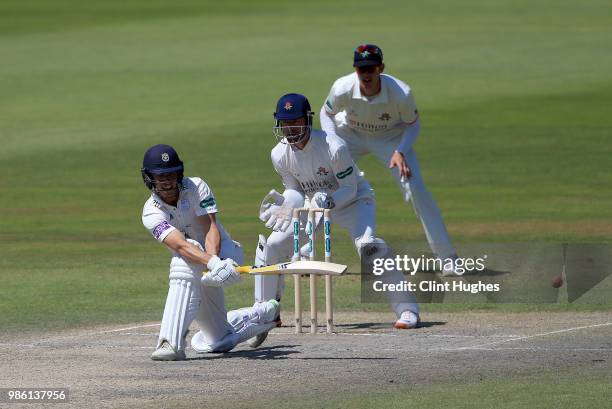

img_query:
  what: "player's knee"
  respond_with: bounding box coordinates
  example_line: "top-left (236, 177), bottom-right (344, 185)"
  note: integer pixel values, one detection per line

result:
top-left (266, 231), bottom-right (292, 252)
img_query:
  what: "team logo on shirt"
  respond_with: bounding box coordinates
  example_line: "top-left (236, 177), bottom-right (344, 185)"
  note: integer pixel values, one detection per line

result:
top-left (379, 112), bottom-right (391, 121)
top-left (161, 153), bottom-right (170, 162)
top-left (336, 166), bottom-right (353, 179)
top-left (153, 221), bottom-right (172, 240)
top-left (200, 197), bottom-right (216, 209)
top-left (317, 166), bottom-right (329, 176)
top-left (284, 102), bottom-right (293, 111)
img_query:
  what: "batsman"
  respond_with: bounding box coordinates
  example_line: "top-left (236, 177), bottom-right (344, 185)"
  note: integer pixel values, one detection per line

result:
top-left (141, 144), bottom-right (279, 361)
top-left (250, 93), bottom-right (420, 347)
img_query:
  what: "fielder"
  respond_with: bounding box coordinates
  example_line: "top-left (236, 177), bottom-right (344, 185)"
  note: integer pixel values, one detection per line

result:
top-left (320, 44), bottom-right (459, 275)
top-left (141, 144), bottom-right (279, 361)
top-left (250, 93), bottom-right (420, 347)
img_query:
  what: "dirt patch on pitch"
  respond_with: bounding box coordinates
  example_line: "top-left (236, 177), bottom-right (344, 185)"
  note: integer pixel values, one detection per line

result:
top-left (1, 311), bottom-right (610, 408)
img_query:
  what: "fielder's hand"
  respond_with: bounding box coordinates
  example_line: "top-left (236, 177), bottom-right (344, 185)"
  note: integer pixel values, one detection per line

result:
top-left (202, 256), bottom-right (241, 288)
top-left (389, 150), bottom-right (411, 180)
top-left (312, 192), bottom-right (335, 209)
top-left (259, 189), bottom-right (293, 232)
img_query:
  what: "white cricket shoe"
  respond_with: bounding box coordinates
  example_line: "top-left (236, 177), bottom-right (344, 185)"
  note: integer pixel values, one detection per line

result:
top-left (394, 310), bottom-right (420, 329)
top-left (151, 341), bottom-right (186, 361)
top-left (440, 255), bottom-right (464, 277)
top-left (248, 300), bottom-right (282, 348)
top-left (247, 331), bottom-right (269, 349)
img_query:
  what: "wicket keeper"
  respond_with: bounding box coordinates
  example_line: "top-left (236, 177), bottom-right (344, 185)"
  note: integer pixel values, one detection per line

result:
top-left (250, 94), bottom-right (420, 347)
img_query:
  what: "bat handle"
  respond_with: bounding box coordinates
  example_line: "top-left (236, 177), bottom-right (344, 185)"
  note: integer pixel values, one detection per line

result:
top-left (236, 266), bottom-right (252, 274)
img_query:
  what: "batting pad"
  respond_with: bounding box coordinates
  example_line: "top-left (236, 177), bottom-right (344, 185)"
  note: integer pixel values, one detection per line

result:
top-left (157, 278), bottom-right (200, 352)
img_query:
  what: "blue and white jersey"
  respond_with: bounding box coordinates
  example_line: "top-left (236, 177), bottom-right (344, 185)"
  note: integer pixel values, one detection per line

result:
top-left (142, 177), bottom-right (230, 245)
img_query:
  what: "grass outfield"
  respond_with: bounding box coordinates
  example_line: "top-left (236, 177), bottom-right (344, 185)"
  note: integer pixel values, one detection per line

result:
top-left (238, 367), bottom-right (612, 409)
top-left (1, 0), bottom-right (611, 331)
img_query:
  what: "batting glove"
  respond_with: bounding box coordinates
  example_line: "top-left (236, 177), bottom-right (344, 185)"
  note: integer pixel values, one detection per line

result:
top-left (202, 256), bottom-right (241, 288)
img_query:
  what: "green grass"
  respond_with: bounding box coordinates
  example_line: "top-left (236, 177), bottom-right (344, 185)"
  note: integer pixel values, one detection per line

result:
top-left (237, 367), bottom-right (612, 409)
top-left (1, 0), bottom-right (611, 332)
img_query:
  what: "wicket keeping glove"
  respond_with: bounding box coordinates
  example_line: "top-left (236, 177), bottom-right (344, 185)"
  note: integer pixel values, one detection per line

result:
top-left (259, 190), bottom-right (293, 232)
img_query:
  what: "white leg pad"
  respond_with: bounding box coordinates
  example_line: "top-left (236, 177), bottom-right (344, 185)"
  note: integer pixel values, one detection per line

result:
top-left (254, 232), bottom-right (291, 302)
top-left (157, 277), bottom-right (201, 352)
top-left (229, 300), bottom-right (279, 344)
top-left (357, 236), bottom-right (420, 317)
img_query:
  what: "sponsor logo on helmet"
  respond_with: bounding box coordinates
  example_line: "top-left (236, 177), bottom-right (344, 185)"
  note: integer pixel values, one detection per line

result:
top-left (284, 101), bottom-right (293, 111)
top-left (161, 153), bottom-right (170, 162)
top-left (379, 112), bottom-right (391, 121)
top-left (317, 166), bottom-right (329, 176)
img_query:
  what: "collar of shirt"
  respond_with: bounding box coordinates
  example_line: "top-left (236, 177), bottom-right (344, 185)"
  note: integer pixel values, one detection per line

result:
top-left (152, 191), bottom-right (181, 210)
top-left (351, 74), bottom-right (389, 104)
top-left (292, 133), bottom-right (315, 154)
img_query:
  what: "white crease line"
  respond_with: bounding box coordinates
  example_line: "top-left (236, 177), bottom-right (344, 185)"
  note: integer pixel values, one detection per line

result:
top-left (0, 342), bottom-right (156, 350)
top-left (96, 323), bottom-right (160, 334)
top-left (0, 343), bottom-right (52, 348)
top-left (454, 347), bottom-right (612, 352)
top-left (449, 322), bottom-right (612, 350)
top-left (270, 332), bottom-right (398, 337)
top-left (0, 323), bottom-right (161, 348)
top-left (425, 334), bottom-right (522, 338)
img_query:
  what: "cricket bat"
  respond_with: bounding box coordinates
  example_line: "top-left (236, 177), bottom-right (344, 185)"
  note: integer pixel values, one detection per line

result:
top-left (236, 261), bottom-right (347, 276)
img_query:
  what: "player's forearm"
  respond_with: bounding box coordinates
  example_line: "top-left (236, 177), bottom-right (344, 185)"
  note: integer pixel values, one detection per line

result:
top-left (165, 235), bottom-right (213, 266)
top-left (319, 105), bottom-right (336, 133)
top-left (204, 223), bottom-right (221, 256)
top-left (396, 119), bottom-right (420, 154)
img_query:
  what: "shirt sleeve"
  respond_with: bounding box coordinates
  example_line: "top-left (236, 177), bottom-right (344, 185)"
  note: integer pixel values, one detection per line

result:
top-left (330, 143), bottom-right (358, 208)
top-left (194, 179), bottom-right (218, 216)
top-left (319, 105), bottom-right (337, 135)
top-left (323, 83), bottom-right (343, 115)
top-left (142, 206), bottom-right (176, 243)
top-left (398, 88), bottom-right (419, 125)
top-left (396, 118), bottom-right (421, 154)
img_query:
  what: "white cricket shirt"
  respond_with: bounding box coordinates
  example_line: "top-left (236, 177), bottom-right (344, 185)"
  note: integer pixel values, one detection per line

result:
top-left (324, 73), bottom-right (419, 138)
top-left (271, 130), bottom-right (373, 209)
